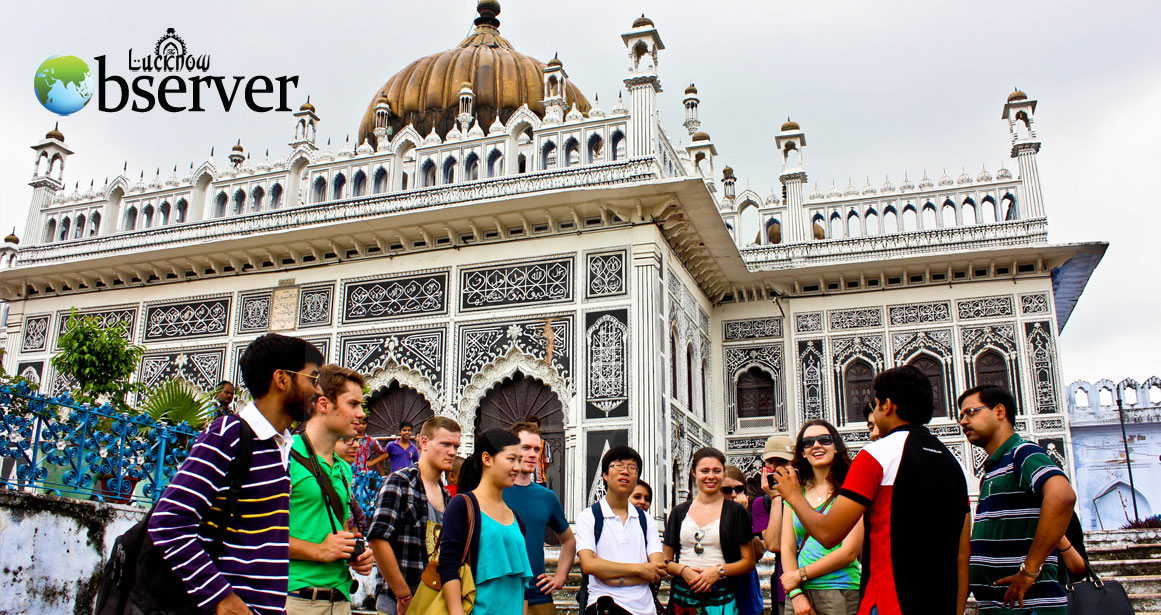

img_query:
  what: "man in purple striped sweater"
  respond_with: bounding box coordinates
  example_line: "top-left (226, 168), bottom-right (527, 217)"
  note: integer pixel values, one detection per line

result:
top-left (149, 333), bottom-right (324, 615)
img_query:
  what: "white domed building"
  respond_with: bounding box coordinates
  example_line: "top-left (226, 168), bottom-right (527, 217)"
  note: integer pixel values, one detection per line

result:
top-left (0, 3), bottom-right (1105, 511)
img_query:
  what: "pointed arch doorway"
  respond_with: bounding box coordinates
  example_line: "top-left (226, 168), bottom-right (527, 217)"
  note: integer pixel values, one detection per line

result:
top-left (365, 381), bottom-right (435, 440)
top-left (474, 371), bottom-right (565, 507)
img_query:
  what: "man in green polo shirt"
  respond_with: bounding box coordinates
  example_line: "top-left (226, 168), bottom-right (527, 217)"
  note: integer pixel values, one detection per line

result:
top-left (288, 364), bottom-right (376, 614)
top-left (959, 384), bottom-right (1077, 615)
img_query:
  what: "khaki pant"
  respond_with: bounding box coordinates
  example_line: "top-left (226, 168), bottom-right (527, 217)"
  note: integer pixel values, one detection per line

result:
top-left (784, 589), bottom-right (859, 615)
top-left (528, 601), bottom-right (558, 615)
top-left (286, 594), bottom-right (353, 615)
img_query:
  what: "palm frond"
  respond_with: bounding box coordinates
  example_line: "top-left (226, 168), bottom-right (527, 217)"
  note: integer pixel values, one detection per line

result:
top-left (138, 379), bottom-right (216, 429)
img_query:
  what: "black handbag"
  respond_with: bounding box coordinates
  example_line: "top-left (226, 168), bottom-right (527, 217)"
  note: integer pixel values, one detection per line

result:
top-left (1065, 552), bottom-right (1136, 615)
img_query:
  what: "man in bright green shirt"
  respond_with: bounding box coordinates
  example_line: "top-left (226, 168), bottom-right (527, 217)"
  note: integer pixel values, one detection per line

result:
top-left (287, 365), bottom-right (375, 614)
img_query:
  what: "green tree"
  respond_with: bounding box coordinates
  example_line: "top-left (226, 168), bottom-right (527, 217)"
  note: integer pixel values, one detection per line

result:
top-left (50, 308), bottom-right (144, 409)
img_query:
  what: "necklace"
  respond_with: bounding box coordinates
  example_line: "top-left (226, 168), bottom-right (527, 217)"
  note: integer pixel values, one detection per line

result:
top-left (807, 484), bottom-right (832, 507)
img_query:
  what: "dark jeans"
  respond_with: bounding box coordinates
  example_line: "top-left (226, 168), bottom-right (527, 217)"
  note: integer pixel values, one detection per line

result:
top-left (586, 596), bottom-right (634, 615)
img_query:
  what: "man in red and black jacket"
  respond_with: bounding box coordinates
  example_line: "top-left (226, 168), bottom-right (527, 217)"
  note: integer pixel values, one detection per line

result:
top-left (774, 365), bottom-right (971, 615)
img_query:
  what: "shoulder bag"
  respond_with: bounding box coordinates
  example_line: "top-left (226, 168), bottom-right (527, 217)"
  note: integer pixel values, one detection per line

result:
top-left (1065, 549), bottom-right (1135, 615)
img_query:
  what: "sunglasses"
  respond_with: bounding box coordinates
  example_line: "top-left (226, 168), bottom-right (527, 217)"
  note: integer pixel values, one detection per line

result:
top-left (693, 530), bottom-right (705, 555)
top-left (720, 485), bottom-right (743, 496)
top-left (801, 434), bottom-right (835, 448)
top-left (282, 369), bottom-right (320, 385)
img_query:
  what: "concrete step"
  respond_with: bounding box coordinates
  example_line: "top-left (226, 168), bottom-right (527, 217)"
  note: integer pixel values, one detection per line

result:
top-left (1130, 593), bottom-right (1161, 612)
top-left (1092, 558), bottom-right (1161, 578)
top-left (1117, 575), bottom-right (1161, 594)
top-left (1088, 542), bottom-right (1161, 562)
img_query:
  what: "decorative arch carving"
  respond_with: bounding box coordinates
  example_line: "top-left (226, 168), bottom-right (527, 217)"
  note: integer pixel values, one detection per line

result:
top-left (458, 345), bottom-right (572, 428)
top-left (365, 364), bottom-right (442, 417)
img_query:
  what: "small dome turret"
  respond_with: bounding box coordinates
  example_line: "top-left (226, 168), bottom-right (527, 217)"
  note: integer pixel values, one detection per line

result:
top-left (632, 14), bottom-right (654, 28)
top-left (45, 122), bottom-right (65, 142)
top-left (1007, 89), bottom-right (1028, 102)
top-left (780, 118), bottom-right (800, 132)
top-left (4, 228), bottom-right (19, 245)
top-left (691, 131), bottom-right (710, 142)
top-left (685, 83), bottom-right (698, 95)
top-left (300, 96), bottom-right (316, 112)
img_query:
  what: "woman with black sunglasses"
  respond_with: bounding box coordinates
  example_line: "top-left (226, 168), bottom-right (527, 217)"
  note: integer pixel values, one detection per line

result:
top-left (779, 420), bottom-right (862, 615)
top-left (663, 447), bottom-right (756, 615)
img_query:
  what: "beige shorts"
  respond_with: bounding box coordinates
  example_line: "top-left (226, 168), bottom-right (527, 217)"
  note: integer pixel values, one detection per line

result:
top-left (528, 601), bottom-right (558, 615)
top-left (784, 589), bottom-right (859, 615)
top-left (286, 594), bottom-right (353, 615)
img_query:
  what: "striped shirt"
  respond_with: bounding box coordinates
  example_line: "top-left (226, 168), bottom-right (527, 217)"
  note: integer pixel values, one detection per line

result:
top-left (970, 434), bottom-right (1068, 615)
top-left (148, 404), bottom-right (293, 615)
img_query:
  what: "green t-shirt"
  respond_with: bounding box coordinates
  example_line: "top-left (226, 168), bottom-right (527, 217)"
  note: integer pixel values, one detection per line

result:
top-left (288, 434), bottom-right (355, 598)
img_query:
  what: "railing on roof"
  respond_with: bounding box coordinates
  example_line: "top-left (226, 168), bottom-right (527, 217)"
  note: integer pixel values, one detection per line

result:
top-left (0, 382), bottom-right (385, 514)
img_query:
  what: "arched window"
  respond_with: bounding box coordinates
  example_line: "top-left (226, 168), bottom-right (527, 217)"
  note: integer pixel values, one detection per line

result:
top-left (542, 141), bottom-right (557, 170)
top-left (812, 214), bottom-right (826, 240)
top-left (517, 154), bottom-right (527, 174)
top-left (442, 157), bottom-right (457, 184)
top-left (312, 176), bottom-right (327, 203)
top-left (175, 199), bottom-right (187, 223)
top-left (737, 367), bottom-right (776, 419)
top-left (74, 214), bottom-right (86, 239)
top-left (701, 359), bottom-right (709, 421)
top-left (962, 199), bottom-right (977, 225)
top-left (909, 355), bottom-right (947, 419)
top-left (975, 350), bottom-right (1011, 392)
top-left (865, 209), bottom-right (879, 235)
top-left (124, 206), bottom-right (138, 231)
top-left (921, 203), bottom-right (937, 229)
top-left (1099, 387), bottom-right (1114, 407)
top-left (232, 189), bottom-right (245, 215)
top-left (269, 185), bottom-right (282, 209)
top-left (89, 212), bottom-right (101, 235)
top-left (766, 218), bottom-right (782, 244)
top-left (332, 173), bottom-right (346, 200)
top-left (373, 167), bottom-right (387, 194)
top-left (142, 204), bottom-right (154, 228)
top-left (43, 219), bottom-right (56, 243)
top-left (611, 131), bottom-right (626, 161)
top-left (351, 170), bottom-right (366, 197)
top-left (588, 134), bottom-right (604, 163)
top-left (250, 186), bottom-right (264, 211)
top-left (902, 205), bottom-right (918, 231)
top-left (829, 212), bottom-right (842, 239)
top-left (739, 203), bottom-right (761, 246)
top-left (981, 197), bottom-right (998, 223)
top-left (564, 138), bottom-right (580, 166)
top-left (847, 212), bottom-right (861, 237)
top-left (670, 330), bottom-right (679, 397)
top-left (883, 207), bottom-right (898, 233)
top-left (942, 200), bottom-right (957, 227)
top-left (1073, 388), bottom-right (1089, 408)
top-left (422, 160), bottom-right (437, 186)
top-left (686, 346), bottom-right (695, 411)
top-left (465, 153), bottom-right (479, 181)
top-left (1002, 194), bottom-right (1017, 220)
top-left (844, 360), bottom-right (875, 424)
top-left (487, 150), bottom-right (503, 178)
top-left (58, 217), bottom-right (71, 241)
top-left (158, 202), bottom-right (171, 225)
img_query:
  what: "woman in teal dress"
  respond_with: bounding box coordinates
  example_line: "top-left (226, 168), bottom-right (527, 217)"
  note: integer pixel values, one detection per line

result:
top-left (438, 429), bottom-right (532, 615)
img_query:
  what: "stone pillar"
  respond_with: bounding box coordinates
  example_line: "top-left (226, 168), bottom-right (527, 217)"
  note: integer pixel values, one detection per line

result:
top-left (625, 76), bottom-right (660, 158)
top-left (1014, 142), bottom-right (1045, 219)
top-left (630, 238), bottom-right (665, 502)
top-left (781, 171), bottom-right (808, 243)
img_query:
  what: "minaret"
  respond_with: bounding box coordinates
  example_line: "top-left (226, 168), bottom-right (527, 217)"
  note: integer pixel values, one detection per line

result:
top-left (682, 83), bottom-right (700, 136)
top-left (621, 14), bottom-right (664, 158)
top-left (26, 124), bottom-right (73, 244)
top-left (774, 119), bottom-right (808, 243)
top-left (457, 83), bottom-right (475, 133)
top-left (373, 94), bottom-right (392, 151)
top-left (1002, 89), bottom-right (1044, 219)
top-left (541, 55), bottom-right (569, 126)
top-left (289, 97), bottom-right (320, 151)
top-left (229, 140), bottom-right (245, 168)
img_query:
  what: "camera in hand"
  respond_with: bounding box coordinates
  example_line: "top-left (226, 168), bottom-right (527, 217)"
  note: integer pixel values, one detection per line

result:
top-left (348, 537), bottom-right (365, 564)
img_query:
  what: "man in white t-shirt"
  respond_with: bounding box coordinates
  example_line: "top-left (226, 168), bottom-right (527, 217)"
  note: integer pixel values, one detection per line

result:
top-left (576, 446), bottom-right (667, 615)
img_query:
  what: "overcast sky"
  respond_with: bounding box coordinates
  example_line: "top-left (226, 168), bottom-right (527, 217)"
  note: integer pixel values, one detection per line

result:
top-left (2, 0), bottom-right (1158, 386)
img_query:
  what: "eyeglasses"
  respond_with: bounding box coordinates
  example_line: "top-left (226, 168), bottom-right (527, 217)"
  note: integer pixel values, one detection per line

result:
top-left (282, 369), bottom-right (320, 385)
top-left (958, 405), bottom-right (991, 422)
top-left (693, 530), bottom-right (705, 555)
top-left (800, 434), bottom-right (835, 448)
top-left (340, 437), bottom-right (357, 445)
top-left (608, 462), bottom-right (639, 475)
top-left (720, 485), bottom-right (743, 496)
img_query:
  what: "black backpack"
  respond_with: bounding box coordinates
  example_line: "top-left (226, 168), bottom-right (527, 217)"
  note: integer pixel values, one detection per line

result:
top-left (94, 419), bottom-right (255, 615)
top-left (576, 501), bottom-right (651, 610)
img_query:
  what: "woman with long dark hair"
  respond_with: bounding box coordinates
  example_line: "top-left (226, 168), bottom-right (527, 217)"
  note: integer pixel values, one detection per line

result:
top-left (438, 429), bottom-right (532, 615)
top-left (663, 447), bottom-right (756, 615)
top-left (779, 420), bottom-right (862, 615)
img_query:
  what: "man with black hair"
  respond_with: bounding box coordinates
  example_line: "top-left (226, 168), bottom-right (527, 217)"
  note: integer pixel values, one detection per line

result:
top-left (214, 380), bottom-right (235, 419)
top-left (773, 365), bottom-right (971, 615)
top-left (382, 421), bottom-right (419, 473)
top-left (150, 333), bottom-right (324, 615)
top-left (862, 402), bottom-right (880, 442)
top-left (959, 385), bottom-right (1076, 614)
top-left (576, 445), bottom-right (666, 615)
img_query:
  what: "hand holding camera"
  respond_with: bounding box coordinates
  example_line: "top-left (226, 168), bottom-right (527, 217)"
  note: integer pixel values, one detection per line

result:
top-left (771, 465), bottom-right (803, 500)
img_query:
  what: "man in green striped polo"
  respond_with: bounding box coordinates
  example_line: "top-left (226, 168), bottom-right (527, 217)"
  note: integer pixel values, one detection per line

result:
top-left (959, 385), bottom-right (1077, 615)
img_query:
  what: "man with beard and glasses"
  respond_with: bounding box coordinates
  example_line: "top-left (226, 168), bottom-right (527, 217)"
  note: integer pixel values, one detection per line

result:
top-left (149, 333), bottom-right (324, 615)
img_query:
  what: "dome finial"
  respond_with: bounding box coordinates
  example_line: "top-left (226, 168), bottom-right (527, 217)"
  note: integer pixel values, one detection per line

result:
top-left (475, 0), bottom-right (501, 29)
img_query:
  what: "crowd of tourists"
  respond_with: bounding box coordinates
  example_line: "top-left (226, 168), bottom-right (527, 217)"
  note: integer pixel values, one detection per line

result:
top-left (125, 332), bottom-right (1089, 615)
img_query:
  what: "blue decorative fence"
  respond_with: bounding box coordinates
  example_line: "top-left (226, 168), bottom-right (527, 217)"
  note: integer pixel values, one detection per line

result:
top-left (0, 382), bottom-right (384, 515)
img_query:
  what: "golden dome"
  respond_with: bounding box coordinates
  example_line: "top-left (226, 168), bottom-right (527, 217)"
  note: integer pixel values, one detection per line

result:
top-left (780, 119), bottom-right (800, 131)
top-left (691, 131), bottom-right (710, 142)
top-left (4, 228), bottom-right (19, 245)
top-left (300, 96), bottom-right (316, 112)
top-left (1007, 89), bottom-right (1028, 102)
top-left (547, 54), bottom-right (562, 68)
top-left (231, 140), bottom-right (244, 152)
top-left (633, 14), bottom-right (654, 28)
top-left (45, 123), bottom-right (64, 142)
top-left (722, 166), bottom-right (735, 180)
top-left (685, 83), bottom-right (697, 95)
top-left (358, 1), bottom-right (590, 149)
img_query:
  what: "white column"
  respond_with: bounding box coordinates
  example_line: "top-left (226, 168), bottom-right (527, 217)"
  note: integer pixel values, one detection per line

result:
top-left (625, 76), bottom-right (660, 158)
top-left (781, 171), bottom-right (807, 243)
top-left (1014, 142), bottom-right (1045, 218)
top-left (631, 239), bottom-right (665, 504)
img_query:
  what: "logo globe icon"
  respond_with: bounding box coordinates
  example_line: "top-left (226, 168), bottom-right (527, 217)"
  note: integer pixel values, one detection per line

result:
top-left (34, 55), bottom-right (94, 116)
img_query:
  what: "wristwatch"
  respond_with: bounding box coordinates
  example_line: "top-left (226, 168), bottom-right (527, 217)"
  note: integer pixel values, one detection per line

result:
top-left (717, 564), bottom-right (727, 577)
top-left (800, 567), bottom-right (809, 582)
top-left (618, 576), bottom-right (625, 587)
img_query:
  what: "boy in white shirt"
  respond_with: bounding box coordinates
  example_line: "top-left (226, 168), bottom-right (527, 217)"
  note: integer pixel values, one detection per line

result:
top-left (576, 446), bottom-right (668, 615)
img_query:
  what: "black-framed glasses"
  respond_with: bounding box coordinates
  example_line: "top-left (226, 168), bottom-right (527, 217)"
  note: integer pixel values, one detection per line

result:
top-left (282, 369), bottom-right (320, 385)
top-left (693, 529), bottom-right (705, 555)
top-left (801, 434), bottom-right (835, 448)
top-left (958, 405), bottom-right (991, 422)
top-left (720, 485), bottom-right (742, 496)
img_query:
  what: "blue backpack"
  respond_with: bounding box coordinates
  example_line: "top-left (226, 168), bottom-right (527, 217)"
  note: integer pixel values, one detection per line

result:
top-left (576, 501), bottom-right (650, 610)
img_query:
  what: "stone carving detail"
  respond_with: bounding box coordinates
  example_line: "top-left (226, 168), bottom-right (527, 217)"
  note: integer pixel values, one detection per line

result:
top-left (270, 287), bottom-right (299, 331)
top-left (586, 309), bottom-right (629, 418)
top-left (458, 315), bottom-right (573, 392)
top-left (460, 258), bottom-right (573, 311)
top-left (1034, 418), bottom-right (1065, 431)
top-left (828, 307), bottom-right (883, 331)
top-left (726, 454), bottom-right (764, 478)
top-left (957, 295), bottom-right (1014, 320)
top-left (298, 285), bottom-right (333, 328)
top-left (238, 292), bottom-right (272, 333)
top-left (1021, 293), bottom-right (1050, 315)
top-left (21, 316), bottom-right (50, 352)
top-left (726, 437), bottom-right (768, 451)
top-left (139, 347), bottom-right (226, 391)
top-left (832, 335), bottom-right (886, 423)
top-left (795, 312), bottom-right (823, 333)
top-left (888, 301), bottom-right (951, 326)
top-left (797, 339), bottom-right (825, 421)
top-left (340, 329), bottom-right (444, 391)
top-left (892, 329), bottom-right (954, 361)
top-left (16, 361), bottom-right (42, 384)
top-left (53, 371), bottom-right (79, 395)
top-left (57, 307), bottom-right (137, 342)
top-left (723, 317), bottom-right (783, 341)
top-left (929, 424), bottom-right (965, 437)
top-left (586, 250), bottom-right (627, 298)
top-left (1024, 321), bottom-right (1060, 414)
top-left (144, 298), bottom-right (229, 341)
top-left (343, 272), bottom-right (448, 323)
top-left (961, 324), bottom-right (1021, 400)
top-left (699, 308), bottom-right (710, 337)
top-left (971, 445), bottom-right (988, 475)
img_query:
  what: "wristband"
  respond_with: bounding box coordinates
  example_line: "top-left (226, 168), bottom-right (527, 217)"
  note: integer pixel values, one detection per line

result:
top-left (787, 589), bottom-right (804, 600)
top-left (1019, 562), bottom-right (1040, 579)
top-left (1060, 543), bottom-right (1074, 552)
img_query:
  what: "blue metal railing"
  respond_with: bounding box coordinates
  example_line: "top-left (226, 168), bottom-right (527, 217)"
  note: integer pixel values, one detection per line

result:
top-left (0, 382), bottom-right (384, 514)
